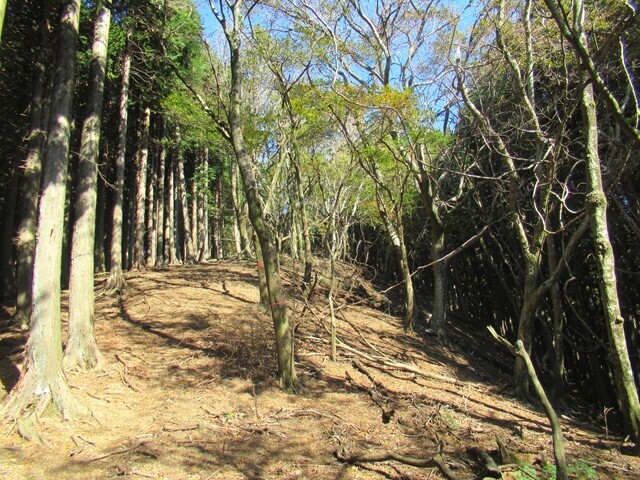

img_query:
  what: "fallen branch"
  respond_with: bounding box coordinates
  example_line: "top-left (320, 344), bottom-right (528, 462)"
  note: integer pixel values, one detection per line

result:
top-left (82, 439), bottom-right (152, 463)
top-left (335, 445), bottom-right (461, 480)
top-left (115, 353), bottom-right (142, 393)
top-left (487, 326), bottom-right (568, 480)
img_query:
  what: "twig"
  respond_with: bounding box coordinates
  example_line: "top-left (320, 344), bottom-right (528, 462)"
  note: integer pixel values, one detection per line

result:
top-left (81, 439), bottom-right (152, 463)
top-left (162, 424), bottom-right (199, 432)
top-left (115, 353), bottom-right (142, 393)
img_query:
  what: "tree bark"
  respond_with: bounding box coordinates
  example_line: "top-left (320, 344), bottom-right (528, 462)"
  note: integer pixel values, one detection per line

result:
top-left (197, 148), bottom-right (208, 262)
top-left (221, 1), bottom-right (297, 391)
top-left (1, 0), bottom-right (86, 420)
top-left (580, 53), bottom-right (640, 448)
top-left (165, 150), bottom-right (177, 264)
top-left (105, 33), bottom-right (131, 292)
top-left (14, 2), bottom-right (52, 327)
top-left (146, 136), bottom-right (157, 266)
top-left (133, 106), bottom-right (150, 269)
top-left (156, 123), bottom-right (166, 264)
top-left (65, 2), bottom-right (110, 371)
top-left (175, 127), bottom-right (194, 263)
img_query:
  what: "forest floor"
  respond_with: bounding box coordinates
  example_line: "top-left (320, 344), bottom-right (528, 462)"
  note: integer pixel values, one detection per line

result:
top-left (0, 259), bottom-right (639, 479)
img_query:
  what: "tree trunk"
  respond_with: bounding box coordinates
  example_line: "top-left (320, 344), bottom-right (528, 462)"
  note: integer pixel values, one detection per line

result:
top-left (175, 127), bottom-right (194, 263)
top-left (546, 233), bottom-right (565, 394)
top-left (156, 123), bottom-right (166, 264)
top-left (94, 144), bottom-right (107, 273)
top-left (1, 0), bottom-right (86, 420)
top-left (225, 11), bottom-right (297, 390)
top-left (213, 171), bottom-right (223, 259)
top-left (429, 223), bottom-right (448, 339)
top-left (146, 139), bottom-right (157, 266)
top-left (105, 33), bottom-right (131, 292)
top-left (197, 148), bottom-right (208, 262)
top-left (292, 151), bottom-right (313, 289)
top-left (133, 106), bottom-right (150, 269)
top-left (254, 230), bottom-right (270, 306)
top-left (14, 3), bottom-right (52, 327)
top-left (64, 2), bottom-right (110, 371)
top-left (581, 62), bottom-right (640, 447)
top-left (165, 150), bottom-right (177, 264)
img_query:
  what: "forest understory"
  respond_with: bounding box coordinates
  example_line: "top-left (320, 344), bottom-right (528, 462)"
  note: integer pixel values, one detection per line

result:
top-left (0, 260), bottom-right (638, 480)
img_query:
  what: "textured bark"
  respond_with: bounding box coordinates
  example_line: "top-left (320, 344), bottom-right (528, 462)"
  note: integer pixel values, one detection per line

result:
top-left (197, 148), bottom-right (208, 262)
top-left (429, 224), bottom-right (448, 338)
top-left (581, 66), bottom-right (640, 447)
top-left (223, 2), bottom-right (297, 391)
top-left (1, 0), bottom-right (86, 420)
top-left (175, 127), bottom-right (194, 263)
top-left (292, 153), bottom-right (313, 288)
top-left (64, 2), bottom-right (110, 371)
top-left (14, 3), bottom-right (52, 327)
top-left (164, 151), bottom-right (177, 264)
top-left (105, 35), bottom-right (131, 292)
top-left (213, 172), bottom-right (223, 259)
top-left (132, 106), bottom-right (150, 269)
top-left (94, 145), bottom-right (107, 272)
top-left (156, 126), bottom-right (166, 264)
top-left (146, 142), bottom-right (157, 266)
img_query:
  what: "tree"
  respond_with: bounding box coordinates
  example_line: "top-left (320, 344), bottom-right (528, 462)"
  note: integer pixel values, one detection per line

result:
top-left (209, 0), bottom-right (298, 392)
top-left (1, 0), bottom-right (86, 421)
top-left (14, 1), bottom-right (54, 328)
top-left (64, 0), bottom-right (111, 371)
top-left (104, 31), bottom-right (131, 293)
top-left (542, 0), bottom-right (640, 447)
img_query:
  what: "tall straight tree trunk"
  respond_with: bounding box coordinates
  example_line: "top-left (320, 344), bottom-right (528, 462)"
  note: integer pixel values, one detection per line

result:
top-left (174, 127), bottom-right (194, 263)
top-left (292, 151), bottom-right (313, 288)
top-left (94, 143), bottom-right (107, 272)
top-left (14, 2), bottom-right (52, 327)
top-left (164, 151), bottom-right (176, 264)
top-left (105, 33), bottom-right (131, 292)
top-left (578, 37), bottom-right (640, 447)
top-left (430, 223), bottom-right (448, 338)
top-left (197, 148), bottom-right (208, 262)
top-left (156, 125), bottom-right (166, 264)
top-left (213, 173), bottom-right (223, 258)
top-left (221, 3), bottom-right (297, 391)
top-left (132, 106), bottom-right (150, 269)
top-left (190, 174), bottom-right (198, 260)
top-left (543, 0), bottom-right (640, 445)
top-left (1, 0), bottom-right (86, 420)
top-left (146, 132), bottom-right (157, 266)
top-left (65, 1), bottom-right (110, 371)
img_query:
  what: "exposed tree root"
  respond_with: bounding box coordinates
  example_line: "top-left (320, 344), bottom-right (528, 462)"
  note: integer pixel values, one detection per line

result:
top-left (1, 366), bottom-right (89, 430)
top-left (335, 444), bottom-right (461, 480)
top-left (63, 338), bottom-right (104, 372)
top-left (100, 272), bottom-right (126, 296)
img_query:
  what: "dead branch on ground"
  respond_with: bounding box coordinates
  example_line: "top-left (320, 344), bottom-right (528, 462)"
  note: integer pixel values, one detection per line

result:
top-left (335, 443), bottom-right (461, 480)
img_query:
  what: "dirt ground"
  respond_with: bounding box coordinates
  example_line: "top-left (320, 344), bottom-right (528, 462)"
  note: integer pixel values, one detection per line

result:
top-left (0, 259), bottom-right (639, 479)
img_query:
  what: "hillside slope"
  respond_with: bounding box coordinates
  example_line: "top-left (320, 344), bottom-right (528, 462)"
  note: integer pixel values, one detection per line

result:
top-left (0, 260), bottom-right (638, 479)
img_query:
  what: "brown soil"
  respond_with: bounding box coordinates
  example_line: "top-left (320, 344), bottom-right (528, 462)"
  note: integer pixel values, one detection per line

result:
top-left (0, 259), bottom-right (638, 479)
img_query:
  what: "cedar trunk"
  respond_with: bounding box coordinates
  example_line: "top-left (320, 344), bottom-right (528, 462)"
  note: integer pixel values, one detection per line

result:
top-left (225, 10), bottom-right (297, 391)
top-left (1, 0), bottom-right (86, 420)
top-left (105, 35), bottom-right (131, 292)
top-left (64, 2), bottom-right (111, 370)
